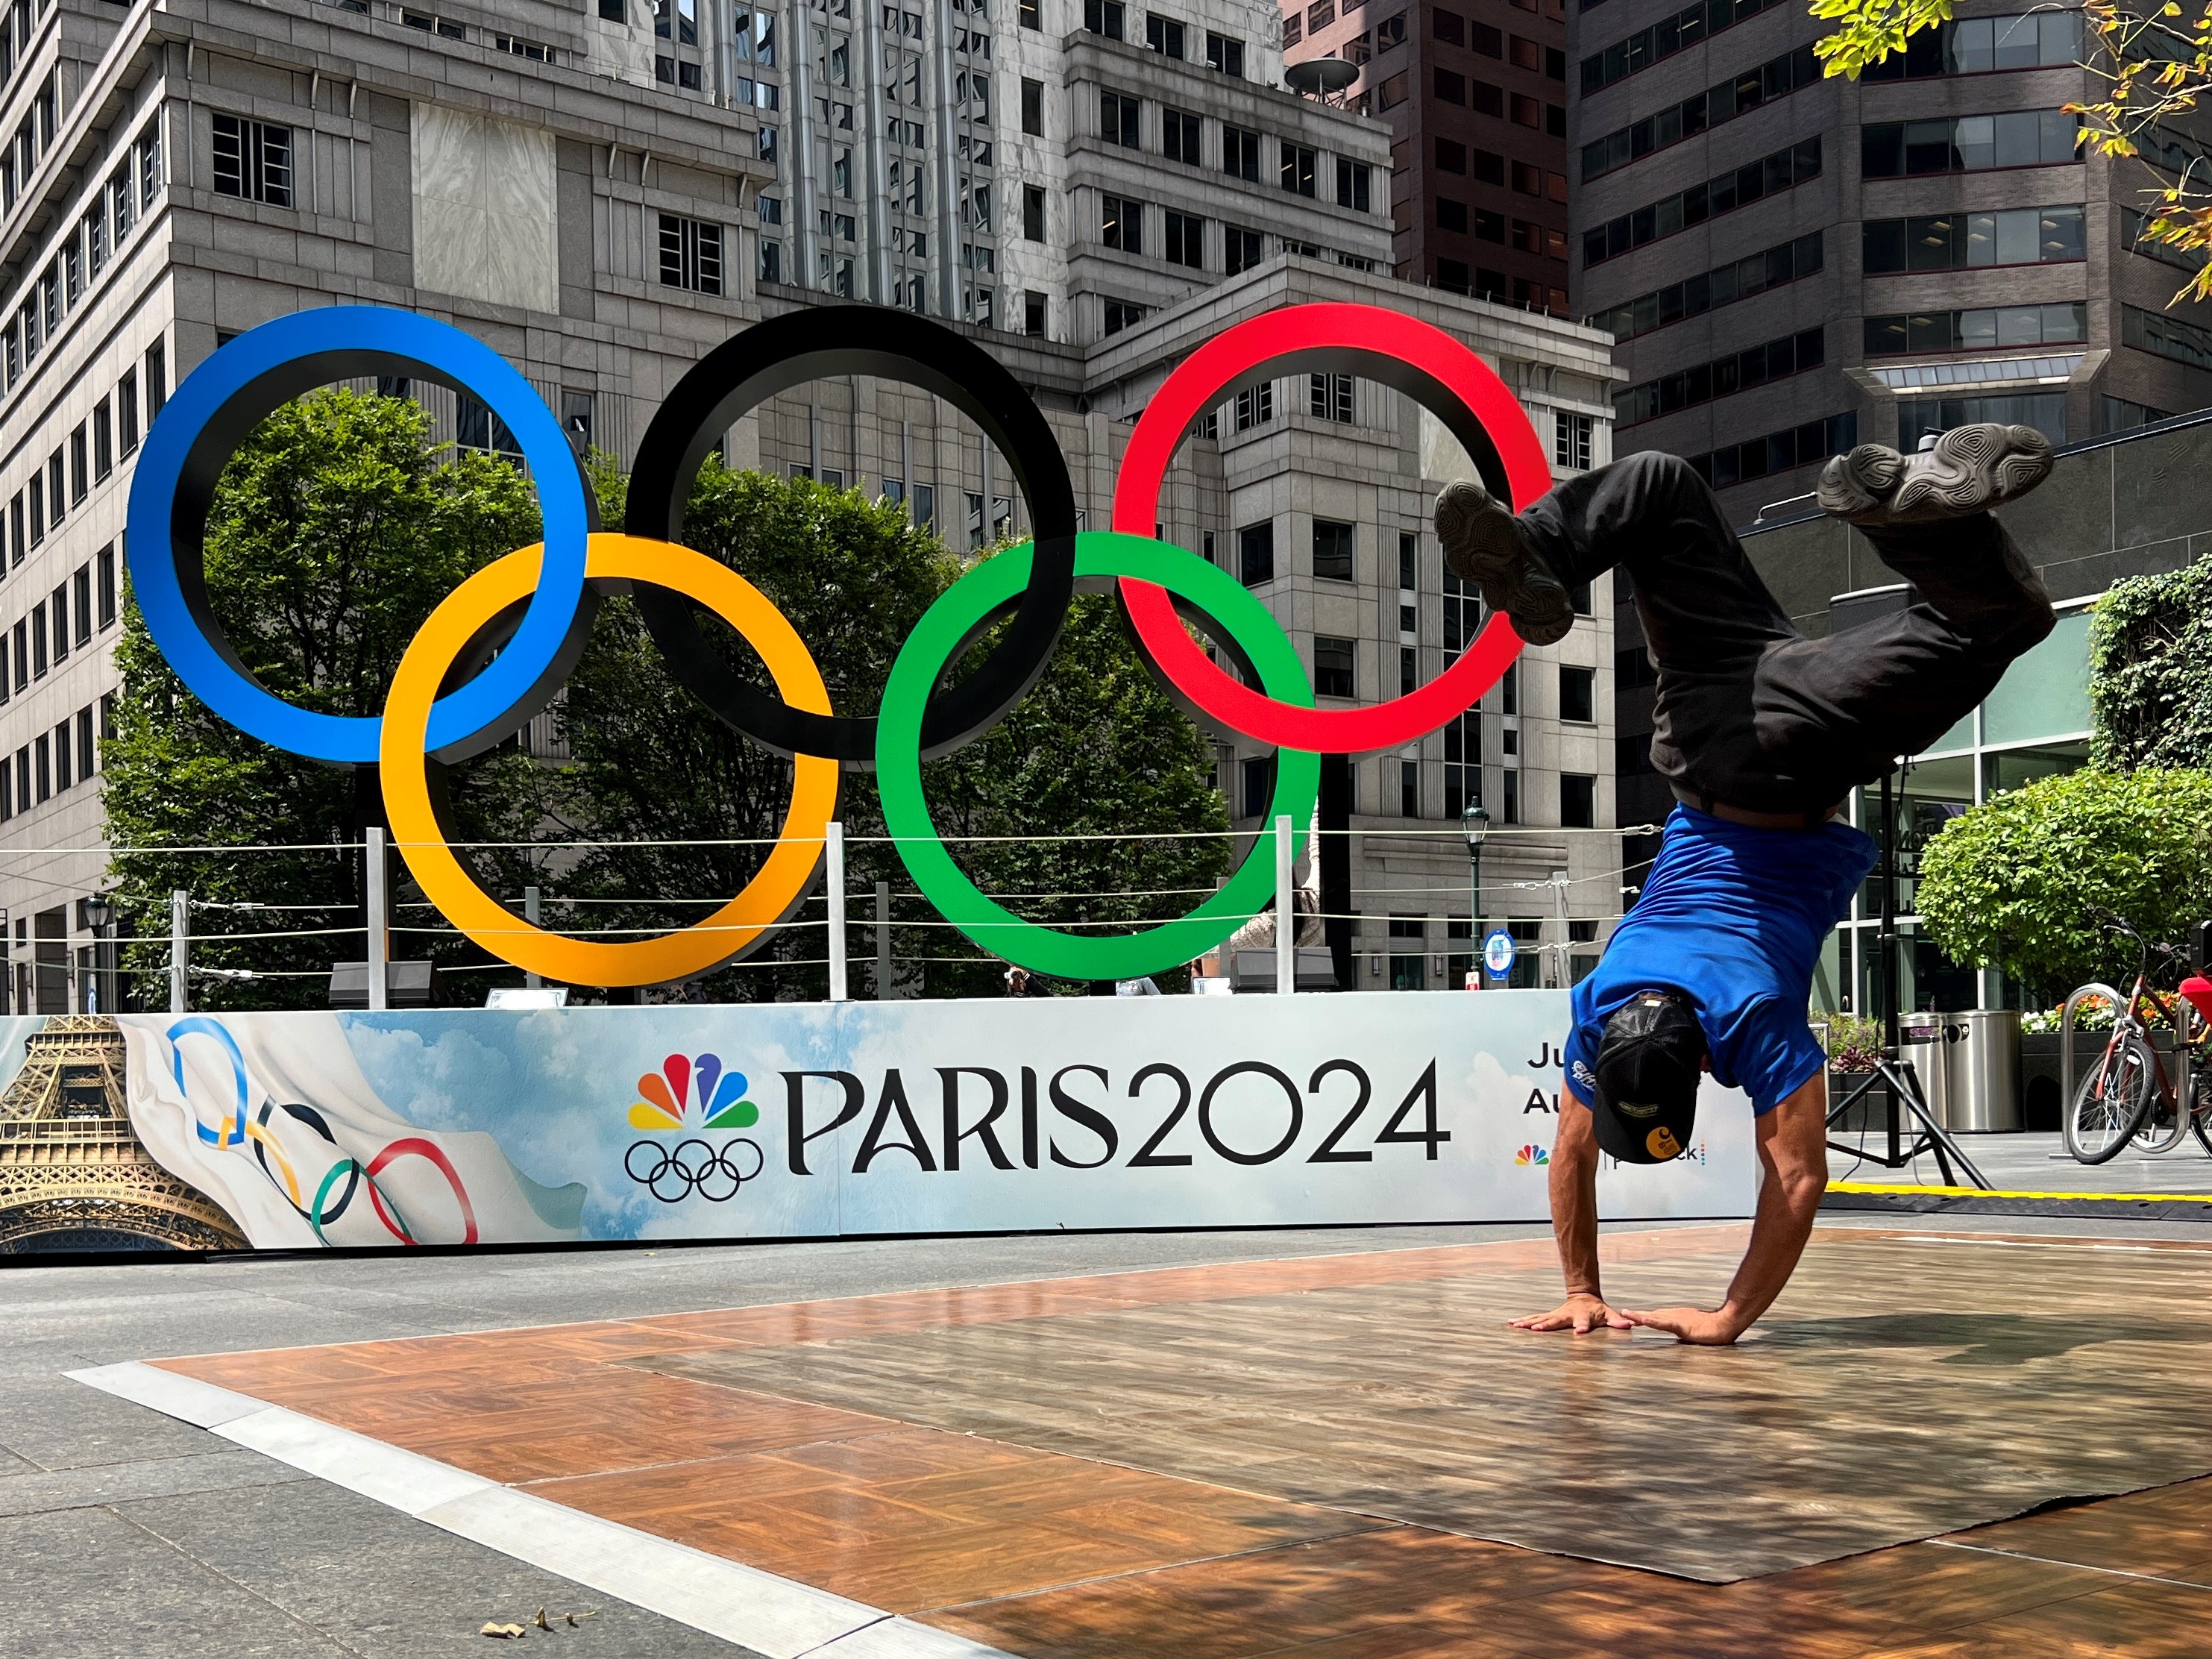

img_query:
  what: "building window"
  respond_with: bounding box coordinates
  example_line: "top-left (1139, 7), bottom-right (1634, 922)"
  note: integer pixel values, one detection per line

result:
top-left (34, 732), bottom-right (48, 802)
top-left (1101, 90), bottom-right (1140, 146)
top-left (1146, 13), bottom-right (1185, 54)
top-left (1335, 158), bottom-right (1371, 212)
top-left (1222, 125), bottom-right (1260, 181)
top-left (119, 369), bottom-right (140, 455)
top-left (600, 0), bottom-right (626, 19)
top-left (1234, 381), bottom-right (1273, 430)
top-left (1314, 636), bottom-right (1356, 699)
top-left (92, 401), bottom-right (113, 480)
top-left (1863, 205), bottom-right (2085, 274)
top-left (1242, 754), bottom-right (1272, 818)
top-left (1501, 768), bottom-right (1519, 823)
top-left (1019, 0), bottom-right (1040, 26)
top-left (1102, 195), bottom-right (1143, 253)
top-left (1206, 31), bottom-right (1244, 74)
top-left (1084, 0), bottom-right (1125, 38)
top-left (1163, 209), bottom-right (1204, 268)
top-left (1561, 773), bottom-right (1597, 828)
top-left (1560, 665), bottom-right (1594, 724)
top-left (98, 545), bottom-right (116, 627)
top-left (1022, 76), bottom-right (1044, 134)
top-left (211, 114), bottom-right (294, 207)
top-left (72, 566), bottom-right (90, 647)
top-left (1163, 107), bottom-right (1200, 165)
top-left (1281, 143), bottom-right (1317, 195)
top-left (1864, 303), bottom-right (2084, 357)
top-left (1224, 225), bottom-right (1262, 273)
top-left (1555, 411), bottom-right (1592, 470)
top-left (456, 393), bottom-right (522, 460)
top-left (1023, 291), bottom-right (1047, 336)
top-left (658, 213), bottom-right (724, 294)
top-left (77, 706), bottom-right (95, 780)
top-left (1023, 184), bottom-right (1046, 240)
top-left (1239, 520), bottom-right (1275, 584)
top-left (1400, 758), bottom-right (1419, 816)
top-left (28, 476), bottom-right (42, 547)
top-left (1861, 111), bottom-right (2081, 179)
top-left (139, 120), bottom-right (163, 210)
top-left (1310, 373), bottom-right (1353, 422)
top-left (49, 584), bottom-right (67, 661)
top-left (1103, 299), bottom-right (1146, 333)
top-left (1312, 518), bottom-right (1354, 580)
top-left (146, 339), bottom-right (166, 420)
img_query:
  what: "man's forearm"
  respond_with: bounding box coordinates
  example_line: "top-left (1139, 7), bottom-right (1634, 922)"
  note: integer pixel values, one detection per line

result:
top-left (1550, 1093), bottom-right (1603, 1297)
top-left (1717, 1155), bottom-right (1823, 1327)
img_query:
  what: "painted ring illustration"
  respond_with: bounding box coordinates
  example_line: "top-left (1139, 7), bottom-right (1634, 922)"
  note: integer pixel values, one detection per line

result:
top-left (1112, 304), bottom-right (1550, 757)
top-left (126, 307), bottom-right (595, 765)
top-left (625, 1137), bottom-right (765, 1202)
top-left (624, 305), bottom-right (1081, 767)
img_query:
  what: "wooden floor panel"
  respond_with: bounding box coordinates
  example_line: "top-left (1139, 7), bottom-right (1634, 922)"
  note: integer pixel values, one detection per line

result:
top-left (527, 1424), bottom-right (1380, 1612)
top-left (141, 1226), bottom-right (2212, 1656)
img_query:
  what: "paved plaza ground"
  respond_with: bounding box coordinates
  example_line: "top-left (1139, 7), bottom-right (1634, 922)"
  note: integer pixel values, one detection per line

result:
top-left (8, 1211), bottom-right (2212, 1658)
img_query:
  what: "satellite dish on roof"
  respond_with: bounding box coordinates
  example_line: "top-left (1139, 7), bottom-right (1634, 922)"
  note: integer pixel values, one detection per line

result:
top-left (1284, 57), bottom-right (1360, 95)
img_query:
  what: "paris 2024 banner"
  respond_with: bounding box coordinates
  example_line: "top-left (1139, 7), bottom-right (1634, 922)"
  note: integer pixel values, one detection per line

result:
top-left (0, 994), bottom-right (1753, 1252)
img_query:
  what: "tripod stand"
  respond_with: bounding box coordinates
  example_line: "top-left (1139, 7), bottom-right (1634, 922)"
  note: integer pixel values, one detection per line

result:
top-left (1823, 762), bottom-right (1992, 1189)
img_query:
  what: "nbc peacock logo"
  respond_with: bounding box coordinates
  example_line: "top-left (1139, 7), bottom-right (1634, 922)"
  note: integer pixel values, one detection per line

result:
top-left (1515, 1144), bottom-right (1550, 1167)
top-left (622, 1053), bottom-right (766, 1204)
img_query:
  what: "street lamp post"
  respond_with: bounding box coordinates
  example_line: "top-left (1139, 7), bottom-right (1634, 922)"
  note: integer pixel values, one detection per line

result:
top-left (1460, 803), bottom-right (1489, 988)
top-left (82, 894), bottom-right (114, 1014)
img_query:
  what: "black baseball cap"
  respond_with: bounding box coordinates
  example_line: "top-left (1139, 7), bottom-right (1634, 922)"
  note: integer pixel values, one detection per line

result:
top-left (1590, 988), bottom-right (1705, 1164)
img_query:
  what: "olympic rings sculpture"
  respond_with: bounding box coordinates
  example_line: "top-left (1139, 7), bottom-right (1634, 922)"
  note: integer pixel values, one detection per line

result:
top-left (128, 301), bottom-right (1548, 988)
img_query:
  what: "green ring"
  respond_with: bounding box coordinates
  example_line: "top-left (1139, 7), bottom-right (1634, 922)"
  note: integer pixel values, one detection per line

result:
top-left (876, 530), bottom-right (1319, 980)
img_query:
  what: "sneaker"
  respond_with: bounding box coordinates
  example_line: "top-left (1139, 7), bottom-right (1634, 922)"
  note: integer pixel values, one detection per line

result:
top-left (1433, 479), bottom-right (1574, 647)
top-left (1817, 424), bottom-right (2054, 527)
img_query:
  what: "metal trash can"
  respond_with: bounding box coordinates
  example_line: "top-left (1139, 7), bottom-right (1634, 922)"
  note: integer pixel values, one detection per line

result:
top-left (1945, 1009), bottom-right (2022, 1132)
top-left (1898, 1014), bottom-right (1953, 1130)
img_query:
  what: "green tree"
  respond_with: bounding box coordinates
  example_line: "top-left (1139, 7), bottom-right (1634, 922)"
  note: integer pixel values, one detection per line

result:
top-left (2087, 561), bottom-right (2212, 771)
top-left (102, 388), bottom-right (556, 1009)
top-left (1915, 767), bottom-right (2212, 998)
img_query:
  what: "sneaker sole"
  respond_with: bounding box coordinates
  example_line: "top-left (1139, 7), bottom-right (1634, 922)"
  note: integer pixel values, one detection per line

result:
top-left (1887, 424), bottom-right (2053, 521)
top-left (1435, 481), bottom-right (1574, 647)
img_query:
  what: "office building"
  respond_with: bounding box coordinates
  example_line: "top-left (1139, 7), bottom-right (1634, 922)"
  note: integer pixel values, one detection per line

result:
top-left (1568, 0), bottom-right (2212, 528)
top-left (1285, 0), bottom-right (1573, 313)
top-left (0, 0), bottom-right (1616, 1008)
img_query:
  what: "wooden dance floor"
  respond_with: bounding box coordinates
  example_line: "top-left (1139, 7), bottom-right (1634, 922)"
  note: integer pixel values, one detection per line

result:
top-left (148, 1226), bottom-right (2212, 1656)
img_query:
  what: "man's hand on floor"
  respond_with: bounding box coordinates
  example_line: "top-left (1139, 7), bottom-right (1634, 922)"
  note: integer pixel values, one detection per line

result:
top-left (1621, 1305), bottom-right (1747, 1345)
top-left (1509, 1293), bottom-right (1633, 1334)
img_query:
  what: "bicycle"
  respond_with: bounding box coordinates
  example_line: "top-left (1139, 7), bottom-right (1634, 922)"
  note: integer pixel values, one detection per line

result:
top-left (2064, 911), bottom-right (2212, 1164)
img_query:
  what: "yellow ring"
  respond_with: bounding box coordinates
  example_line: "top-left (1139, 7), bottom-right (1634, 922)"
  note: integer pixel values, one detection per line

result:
top-left (380, 533), bottom-right (840, 987)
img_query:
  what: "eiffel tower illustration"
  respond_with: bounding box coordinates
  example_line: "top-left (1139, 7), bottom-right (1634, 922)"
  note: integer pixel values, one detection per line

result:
top-left (0, 1015), bottom-right (248, 1253)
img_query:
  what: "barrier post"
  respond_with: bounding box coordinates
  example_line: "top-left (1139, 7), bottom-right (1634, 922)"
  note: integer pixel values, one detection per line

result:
top-left (366, 827), bottom-right (389, 1012)
top-left (523, 885), bottom-right (541, 989)
top-left (1275, 814), bottom-right (1295, 997)
top-left (874, 879), bottom-right (892, 999)
top-left (169, 889), bottom-right (189, 1014)
top-left (826, 822), bottom-right (847, 1002)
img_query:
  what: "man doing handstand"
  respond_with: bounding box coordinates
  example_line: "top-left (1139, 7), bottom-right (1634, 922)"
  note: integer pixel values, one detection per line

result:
top-left (1433, 424), bottom-right (2058, 1345)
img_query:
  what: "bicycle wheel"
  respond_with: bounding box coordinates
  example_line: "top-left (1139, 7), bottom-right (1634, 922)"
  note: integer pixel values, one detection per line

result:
top-left (2134, 1055), bottom-right (2187, 1155)
top-left (2067, 1035), bottom-right (2156, 1164)
top-left (2190, 1067), bottom-right (2212, 1158)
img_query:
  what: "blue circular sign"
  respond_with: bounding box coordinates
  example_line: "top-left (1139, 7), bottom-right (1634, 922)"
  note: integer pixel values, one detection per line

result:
top-left (126, 307), bottom-right (594, 765)
top-left (1483, 928), bottom-right (1516, 976)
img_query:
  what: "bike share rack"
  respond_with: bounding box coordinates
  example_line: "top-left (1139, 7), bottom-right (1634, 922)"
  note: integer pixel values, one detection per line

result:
top-left (2059, 982), bottom-right (2125, 1121)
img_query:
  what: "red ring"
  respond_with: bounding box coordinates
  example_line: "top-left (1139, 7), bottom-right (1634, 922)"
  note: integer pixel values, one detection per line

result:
top-left (1112, 304), bottom-right (1552, 755)
top-left (365, 1138), bottom-right (480, 1246)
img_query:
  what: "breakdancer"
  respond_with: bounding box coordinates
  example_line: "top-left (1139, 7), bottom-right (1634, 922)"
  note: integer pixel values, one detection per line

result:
top-left (1434, 425), bottom-right (2056, 1344)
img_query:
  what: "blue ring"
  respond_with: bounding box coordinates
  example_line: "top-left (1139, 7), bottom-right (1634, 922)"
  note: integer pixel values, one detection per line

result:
top-left (125, 308), bottom-right (594, 765)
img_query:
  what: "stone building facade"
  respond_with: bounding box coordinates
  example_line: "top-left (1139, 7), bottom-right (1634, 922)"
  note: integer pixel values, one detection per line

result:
top-left (0, 0), bottom-right (1618, 1007)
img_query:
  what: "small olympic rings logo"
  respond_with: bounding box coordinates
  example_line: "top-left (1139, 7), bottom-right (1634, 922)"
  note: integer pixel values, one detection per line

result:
top-left (128, 301), bottom-right (1547, 987)
top-left (623, 1137), bottom-right (766, 1204)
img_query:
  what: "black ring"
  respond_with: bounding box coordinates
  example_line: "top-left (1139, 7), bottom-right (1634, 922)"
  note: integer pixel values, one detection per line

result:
top-left (623, 1136), bottom-right (767, 1203)
top-left (623, 305), bottom-right (1080, 767)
